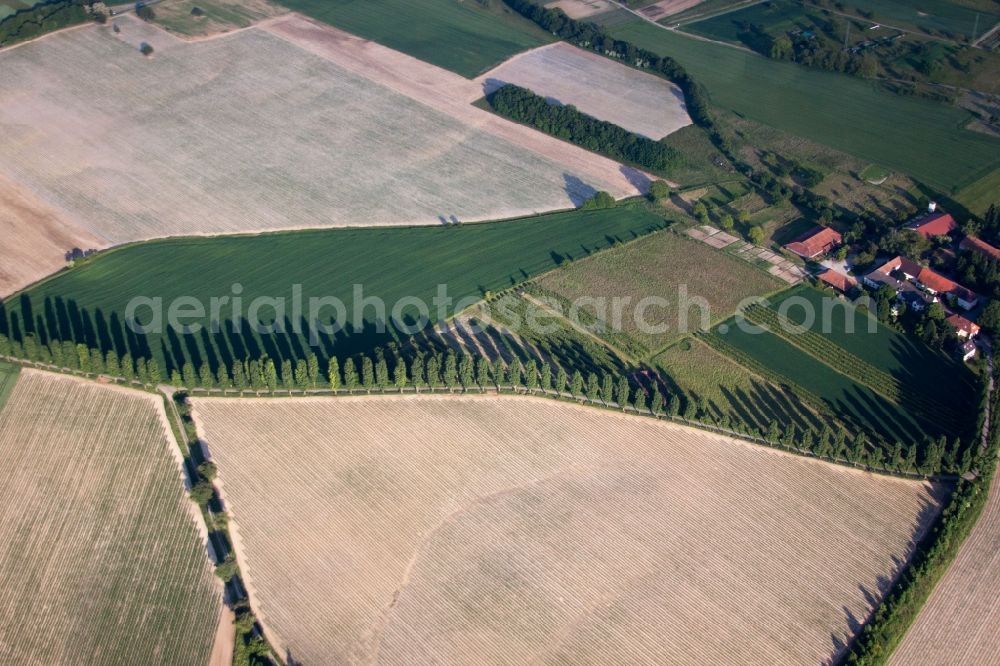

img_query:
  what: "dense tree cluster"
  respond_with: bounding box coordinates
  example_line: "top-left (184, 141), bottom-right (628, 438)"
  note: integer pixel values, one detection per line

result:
top-left (501, 0), bottom-right (714, 128)
top-left (488, 85), bottom-right (681, 174)
top-left (0, 333), bottom-right (162, 384)
top-left (0, 0), bottom-right (88, 47)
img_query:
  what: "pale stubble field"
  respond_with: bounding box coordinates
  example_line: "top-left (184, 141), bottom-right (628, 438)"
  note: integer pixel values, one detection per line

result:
top-left (0, 370), bottom-right (220, 665)
top-left (194, 393), bottom-right (946, 665)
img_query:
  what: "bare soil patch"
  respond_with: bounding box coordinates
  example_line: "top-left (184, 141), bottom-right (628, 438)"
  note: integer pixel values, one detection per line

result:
top-left (640, 0), bottom-right (707, 20)
top-left (544, 0), bottom-right (616, 19)
top-left (477, 41), bottom-right (692, 139)
top-left (194, 393), bottom-right (945, 665)
top-left (0, 172), bottom-right (100, 297)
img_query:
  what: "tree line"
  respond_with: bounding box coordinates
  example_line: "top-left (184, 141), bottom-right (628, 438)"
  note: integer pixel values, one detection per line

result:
top-left (0, 0), bottom-right (89, 47)
top-left (846, 355), bottom-right (998, 663)
top-left (501, 0), bottom-right (714, 128)
top-left (0, 328), bottom-right (970, 477)
top-left (487, 84), bottom-right (681, 174)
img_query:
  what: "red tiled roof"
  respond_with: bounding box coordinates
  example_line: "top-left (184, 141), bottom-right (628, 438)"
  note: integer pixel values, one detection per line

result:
top-left (872, 255), bottom-right (922, 278)
top-left (916, 267), bottom-right (977, 302)
top-left (945, 314), bottom-right (980, 337)
top-left (818, 269), bottom-right (857, 292)
top-left (961, 236), bottom-right (1000, 261)
top-left (784, 226), bottom-right (842, 258)
top-left (910, 212), bottom-right (957, 238)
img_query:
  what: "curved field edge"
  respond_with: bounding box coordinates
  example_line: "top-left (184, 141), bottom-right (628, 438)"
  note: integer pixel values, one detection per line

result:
top-left (191, 392), bottom-right (947, 665)
top-left (6, 203), bottom-right (668, 369)
top-left (0, 369), bottom-right (222, 665)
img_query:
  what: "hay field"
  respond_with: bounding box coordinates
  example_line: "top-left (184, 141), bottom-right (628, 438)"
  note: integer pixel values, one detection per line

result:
top-left (194, 393), bottom-right (944, 665)
top-left (0, 16), bottom-right (640, 294)
top-left (0, 370), bottom-right (220, 664)
top-left (889, 459), bottom-right (1000, 665)
top-left (478, 42), bottom-right (692, 139)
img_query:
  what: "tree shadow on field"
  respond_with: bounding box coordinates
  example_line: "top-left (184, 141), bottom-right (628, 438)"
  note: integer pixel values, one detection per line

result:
top-left (563, 173), bottom-right (597, 207)
top-left (621, 165), bottom-right (652, 194)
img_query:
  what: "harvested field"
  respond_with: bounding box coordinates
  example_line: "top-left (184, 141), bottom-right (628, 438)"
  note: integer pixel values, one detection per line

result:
top-left (477, 42), bottom-right (692, 139)
top-left (194, 393), bottom-right (945, 665)
top-left (533, 230), bottom-right (782, 358)
top-left (0, 15), bottom-right (641, 294)
top-left (639, 0), bottom-right (707, 20)
top-left (0, 171), bottom-right (99, 298)
top-left (890, 459), bottom-right (1000, 665)
top-left (544, 0), bottom-right (617, 19)
top-left (0, 370), bottom-right (220, 664)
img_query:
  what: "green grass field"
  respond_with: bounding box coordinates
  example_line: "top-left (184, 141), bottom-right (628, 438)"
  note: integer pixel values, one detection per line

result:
top-left (610, 20), bottom-right (1000, 191)
top-left (653, 336), bottom-right (829, 431)
top-left (0, 360), bottom-right (19, 413)
top-left (705, 322), bottom-right (939, 443)
top-left (6, 205), bottom-right (666, 374)
top-left (846, 0), bottom-right (1000, 40)
top-left (274, 0), bottom-right (553, 77)
top-left (533, 230), bottom-right (784, 359)
top-left (750, 286), bottom-right (976, 434)
top-left (956, 165), bottom-right (1000, 216)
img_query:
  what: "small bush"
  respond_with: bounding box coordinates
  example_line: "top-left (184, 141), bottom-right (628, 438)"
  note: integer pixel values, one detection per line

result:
top-left (139, 41), bottom-right (153, 56)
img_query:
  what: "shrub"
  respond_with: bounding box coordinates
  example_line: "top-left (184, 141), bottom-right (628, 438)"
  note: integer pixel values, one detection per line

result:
top-left (139, 41), bottom-right (154, 56)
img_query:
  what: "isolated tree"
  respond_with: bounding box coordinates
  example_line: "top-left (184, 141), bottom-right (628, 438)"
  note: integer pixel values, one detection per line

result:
top-left (748, 226), bottom-right (766, 245)
top-left (181, 361), bottom-right (197, 387)
top-left (601, 374), bottom-right (614, 403)
top-left (581, 191), bottom-right (615, 210)
top-left (190, 480), bottom-right (214, 507)
top-left (197, 461), bottom-right (217, 481)
top-left (633, 389), bottom-right (647, 412)
top-left (570, 370), bottom-right (584, 396)
top-left (328, 357), bottom-right (341, 390)
top-left (648, 180), bottom-right (671, 202)
top-left (719, 214), bottom-right (735, 232)
top-left (459, 354), bottom-right (474, 387)
top-left (231, 360), bottom-right (246, 389)
top-left (280, 360), bottom-right (294, 389)
top-left (492, 357), bottom-right (504, 387)
top-left (508, 361), bottom-right (522, 387)
top-left (139, 42), bottom-right (154, 56)
top-left (586, 373), bottom-right (600, 400)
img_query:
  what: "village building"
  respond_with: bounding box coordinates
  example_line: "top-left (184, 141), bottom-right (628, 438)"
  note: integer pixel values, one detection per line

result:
top-left (907, 205), bottom-right (957, 239)
top-left (945, 314), bottom-right (980, 339)
top-left (865, 256), bottom-right (978, 310)
top-left (783, 226), bottom-right (842, 259)
top-left (817, 269), bottom-right (857, 295)
top-left (960, 235), bottom-right (1000, 262)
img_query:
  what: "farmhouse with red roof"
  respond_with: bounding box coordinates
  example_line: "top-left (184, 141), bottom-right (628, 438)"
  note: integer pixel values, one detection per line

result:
top-left (960, 236), bottom-right (1000, 261)
top-left (908, 211), bottom-right (957, 238)
top-left (945, 314), bottom-right (980, 339)
top-left (864, 255), bottom-right (979, 310)
top-left (783, 226), bottom-right (842, 259)
top-left (817, 269), bottom-right (857, 294)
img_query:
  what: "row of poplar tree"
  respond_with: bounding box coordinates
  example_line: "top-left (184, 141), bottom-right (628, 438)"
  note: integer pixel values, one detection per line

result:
top-left (0, 332), bottom-right (968, 475)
